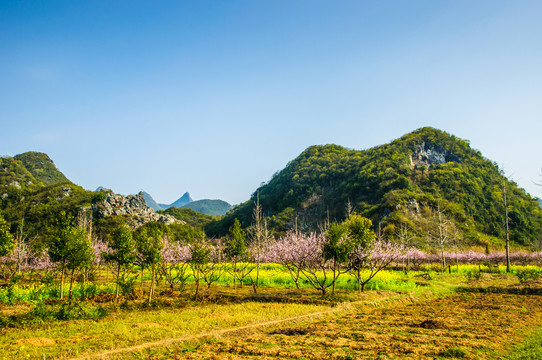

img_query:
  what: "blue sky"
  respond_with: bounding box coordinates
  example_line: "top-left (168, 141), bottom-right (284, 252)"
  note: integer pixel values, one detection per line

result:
top-left (1, 1), bottom-right (541, 204)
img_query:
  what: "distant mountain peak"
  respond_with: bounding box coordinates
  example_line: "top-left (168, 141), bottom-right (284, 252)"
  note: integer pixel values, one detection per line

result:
top-left (180, 192), bottom-right (193, 203)
top-left (141, 191), bottom-right (163, 211)
top-left (167, 192), bottom-right (193, 209)
top-left (142, 191), bottom-right (230, 215)
top-left (143, 191), bottom-right (194, 210)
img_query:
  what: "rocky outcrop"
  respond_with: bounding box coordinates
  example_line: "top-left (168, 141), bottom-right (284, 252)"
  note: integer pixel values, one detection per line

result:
top-left (410, 141), bottom-right (461, 169)
top-left (92, 191), bottom-right (180, 228)
top-left (55, 186), bottom-right (72, 201)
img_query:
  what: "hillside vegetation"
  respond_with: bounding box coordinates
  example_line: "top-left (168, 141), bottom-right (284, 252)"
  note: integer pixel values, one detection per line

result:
top-left (182, 199), bottom-right (231, 216)
top-left (159, 207), bottom-right (219, 229)
top-left (0, 154), bottom-right (97, 240)
top-left (13, 152), bottom-right (69, 185)
top-left (207, 128), bottom-right (542, 248)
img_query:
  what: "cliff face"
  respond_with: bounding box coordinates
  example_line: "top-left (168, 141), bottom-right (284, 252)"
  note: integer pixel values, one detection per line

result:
top-left (410, 141), bottom-right (461, 169)
top-left (92, 191), bottom-right (180, 228)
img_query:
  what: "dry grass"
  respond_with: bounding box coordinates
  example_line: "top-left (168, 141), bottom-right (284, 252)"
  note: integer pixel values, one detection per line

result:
top-left (120, 279), bottom-right (542, 360)
top-left (1, 272), bottom-right (541, 359)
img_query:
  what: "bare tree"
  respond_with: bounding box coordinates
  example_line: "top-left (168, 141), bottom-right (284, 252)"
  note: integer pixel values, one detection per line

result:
top-left (427, 201), bottom-right (452, 272)
top-left (395, 222), bottom-right (414, 274)
top-left (450, 225), bottom-right (463, 273)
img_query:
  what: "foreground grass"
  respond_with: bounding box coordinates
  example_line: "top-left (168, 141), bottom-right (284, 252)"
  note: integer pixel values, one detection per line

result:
top-left (141, 290), bottom-right (542, 360)
top-left (0, 272), bottom-right (456, 360)
top-left (0, 269), bottom-right (540, 359)
top-left (1, 297), bottom-right (328, 359)
top-left (506, 325), bottom-right (542, 360)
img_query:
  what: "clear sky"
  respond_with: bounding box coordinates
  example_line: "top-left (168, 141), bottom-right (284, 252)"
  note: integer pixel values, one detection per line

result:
top-left (2, 1), bottom-right (541, 205)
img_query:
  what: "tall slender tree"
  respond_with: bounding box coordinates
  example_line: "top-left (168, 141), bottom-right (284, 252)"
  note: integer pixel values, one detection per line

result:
top-left (135, 222), bottom-right (166, 304)
top-left (48, 212), bottom-right (93, 299)
top-left (105, 224), bottom-right (136, 300)
top-left (226, 219), bottom-right (249, 289)
top-left (427, 201), bottom-right (451, 272)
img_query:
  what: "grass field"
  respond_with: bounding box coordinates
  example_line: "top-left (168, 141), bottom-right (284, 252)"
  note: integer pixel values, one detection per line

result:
top-left (0, 267), bottom-right (541, 359)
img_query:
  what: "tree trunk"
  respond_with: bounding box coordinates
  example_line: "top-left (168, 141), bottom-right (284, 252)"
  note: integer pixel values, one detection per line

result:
top-left (233, 263), bottom-right (237, 289)
top-left (60, 263), bottom-right (65, 300)
top-left (357, 268), bottom-right (362, 294)
top-left (194, 266), bottom-right (200, 300)
top-left (331, 262), bottom-right (337, 295)
top-left (148, 263), bottom-right (155, 305)
top-left (115, 263), bottom-right (120, 300)
top-left (141, 267), bottom-right (144, 291)
top-left (256, 261), bottom-right (260, 289)
top-left (69, 268), bottom-right (75, 299)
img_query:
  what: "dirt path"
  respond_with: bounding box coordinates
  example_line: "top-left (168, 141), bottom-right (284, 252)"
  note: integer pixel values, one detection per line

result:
top-left (68, 305), bottom-right (344, 359)
top-left (68, 291), bottom-right (432, 359)
top-left (181, 291), bottom-right (542, 360)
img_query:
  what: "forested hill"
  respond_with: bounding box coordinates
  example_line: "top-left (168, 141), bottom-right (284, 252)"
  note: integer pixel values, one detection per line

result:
top-left (0, 152), bottom-right (96, 239)
top-left (12, 152), bottom-right (69, 185)
top-left (1, 152), bottom-right (72, 191)
top-left (206, 127), bottom-right (542, 248)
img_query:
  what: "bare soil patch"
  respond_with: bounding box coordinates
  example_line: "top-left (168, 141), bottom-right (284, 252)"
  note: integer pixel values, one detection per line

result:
top-left (416, 319), bottom-right (447, 329)
top-left (14, 337), bottom-right (56, 347)
top-left (269, 327), bottom-right (314, 336)
top-left (156, 292), bottom-right (542, 359)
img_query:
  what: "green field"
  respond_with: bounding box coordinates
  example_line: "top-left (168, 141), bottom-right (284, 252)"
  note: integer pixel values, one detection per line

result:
top-left (1, 264), bottom-right (541, 359)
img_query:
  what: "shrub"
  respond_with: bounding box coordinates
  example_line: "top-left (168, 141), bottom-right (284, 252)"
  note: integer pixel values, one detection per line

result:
top-left (464, 269), bottom-right (482, 281)
top-left (55, 301), bottom-right (108, 321)
top-left (119, 274), bottom-right (138, 296)
top-left (77, 283), bottom-right (100, 301)
top-left (514, 268), bottom-right (542, 283)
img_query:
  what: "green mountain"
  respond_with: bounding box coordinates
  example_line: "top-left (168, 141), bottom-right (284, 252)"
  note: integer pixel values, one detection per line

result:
top-left (181, 199), bottom-right (231, 216)
top-left (0, 153), bottom-right (180, 243)
top-left (13, 152), bottom-right (69, 185)
top-left (0, 155), bottom-right (37, 189)
top-left (207, 127), bottom-right (542, 248)
top-left (0, 153), bottom-right (95, 239)
top-left (159, 207), bottom-right (219, 228)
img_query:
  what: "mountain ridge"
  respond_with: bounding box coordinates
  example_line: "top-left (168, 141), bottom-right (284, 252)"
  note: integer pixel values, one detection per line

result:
top-left (206, 127), bottom-right (542, 248)
top-left (163, 192), bottom-right (193, 209)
